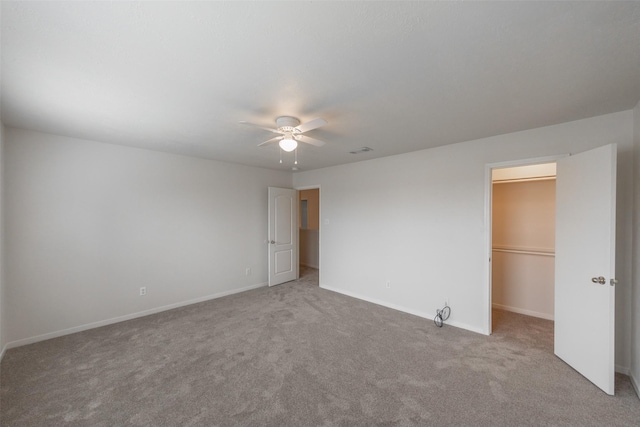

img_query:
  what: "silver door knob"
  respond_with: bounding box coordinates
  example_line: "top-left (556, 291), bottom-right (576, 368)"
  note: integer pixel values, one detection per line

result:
top-left (270, 240), bottom-right (275, 244)
top-left (591, 276), bottom-right (606, 285)
top-left (610, 278), bottom-right (618, 287)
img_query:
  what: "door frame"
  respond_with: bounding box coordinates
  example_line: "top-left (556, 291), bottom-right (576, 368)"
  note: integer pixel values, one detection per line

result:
top-left (295, 185), bottom-right (321, 283)
top-left (483, 155), bottom-right (566, 335)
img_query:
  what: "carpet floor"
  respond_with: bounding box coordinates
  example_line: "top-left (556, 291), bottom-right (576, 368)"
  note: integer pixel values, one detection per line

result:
top-left (1, 267), bottom-right (639, 426)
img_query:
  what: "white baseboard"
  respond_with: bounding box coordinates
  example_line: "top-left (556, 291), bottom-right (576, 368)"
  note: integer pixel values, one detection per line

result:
top-left (615, 364), bottom-right (630, 375)
top-left (4, 282), bottom-right (267, 351)
top-left (320, 284), bottom-right (484, 335)
top-left (492, 303), bottom-right (554, 321)
top-left (0, 342), bottom-right (7, 362)
top-left (630, 371), bottom-right (640, 399)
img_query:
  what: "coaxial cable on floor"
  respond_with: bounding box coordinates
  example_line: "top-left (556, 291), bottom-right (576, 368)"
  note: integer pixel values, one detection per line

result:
top-left (434, 305), bottom-right (451, 327)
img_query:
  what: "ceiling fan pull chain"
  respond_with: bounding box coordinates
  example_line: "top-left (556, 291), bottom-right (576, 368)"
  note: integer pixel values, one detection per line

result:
top-left (295, 149), bottom-right (298, 165)
top-left (279, 148), bottom-right (283, 164)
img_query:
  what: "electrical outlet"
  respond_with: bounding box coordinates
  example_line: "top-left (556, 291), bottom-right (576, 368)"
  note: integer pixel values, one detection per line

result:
top-left (385, 281), bottom-right (391, 289)
top-left (245, 268), bottom-right (251, 276)
top-left (140, 287), bottom-right (146, 296)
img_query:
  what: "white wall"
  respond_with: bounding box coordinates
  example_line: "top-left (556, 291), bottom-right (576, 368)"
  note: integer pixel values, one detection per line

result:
top-left (0, 123), bottom-right (5, 359)
top-left (294, 110), bottom-right (635, 371)
top-left (300, 229), bottom-right (319, 269)
top-left (632, 100), bottom-right (640, 395)
top-left (4, 128), bottom-right (291, 346)
top-left (492, 179), bottom-right (555, 320)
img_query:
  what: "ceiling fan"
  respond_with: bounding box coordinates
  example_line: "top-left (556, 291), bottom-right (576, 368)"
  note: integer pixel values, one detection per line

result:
top-left (240, 116), bottom-right (327, 152)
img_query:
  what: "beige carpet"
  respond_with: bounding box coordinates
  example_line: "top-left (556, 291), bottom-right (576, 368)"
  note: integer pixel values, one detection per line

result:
top-left (1, 267), bottom-right (639, 426)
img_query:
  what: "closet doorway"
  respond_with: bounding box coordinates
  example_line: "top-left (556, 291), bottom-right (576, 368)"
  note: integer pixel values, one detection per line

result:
top-left (298, 187), bottom-right (320, 285)
top-left (487, 146), bottom-right (617, 394)
top-left (491, 163), bottom-right (556, 330)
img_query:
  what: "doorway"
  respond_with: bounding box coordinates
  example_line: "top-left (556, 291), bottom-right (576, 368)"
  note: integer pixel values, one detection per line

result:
top-left (484, 146), bottom-right (617, 395)
top-left (485, 157), bottom-right (562, 334)
top-left (298, 187), bottom-right (320, 285)
top-left (491, 163), bottom-right (557, 331)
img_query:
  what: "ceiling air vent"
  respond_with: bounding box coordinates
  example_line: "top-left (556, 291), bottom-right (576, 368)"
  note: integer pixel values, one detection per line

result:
top-left (349, 147), bottom-right (374, 154)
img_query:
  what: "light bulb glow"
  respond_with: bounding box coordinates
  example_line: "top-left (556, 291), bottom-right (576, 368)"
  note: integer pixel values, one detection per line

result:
top-left (279, 137), bottom-right (298, 152)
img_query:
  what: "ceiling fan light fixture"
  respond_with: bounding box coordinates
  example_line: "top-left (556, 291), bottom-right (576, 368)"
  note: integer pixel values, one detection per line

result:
top-left (279, 135), bottom-right (298, 152)
top-left (241, 116), bottom-right (327, 161)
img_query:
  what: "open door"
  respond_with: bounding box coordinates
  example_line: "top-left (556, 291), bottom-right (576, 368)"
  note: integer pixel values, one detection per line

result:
top-left (268, 187), bottom-right (297, 286)
top-left (555, 144), bottom-right (616, 395)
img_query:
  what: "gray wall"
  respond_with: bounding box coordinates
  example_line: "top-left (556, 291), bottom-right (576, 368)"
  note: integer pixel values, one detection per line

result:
top-left (4, 128), bottom-right (291, 346)
top-left (294, 110), bottom-right (635, 372)
top-left (632, 100), bottom-right (640, 394)
top-left (0, 123), bottom-right (5, 357)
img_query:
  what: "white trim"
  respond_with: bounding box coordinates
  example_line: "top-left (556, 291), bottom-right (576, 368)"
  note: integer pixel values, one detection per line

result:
top-left (320, 284), bottom-right (485, 335)
top-left (484, 164), bottom-right (493, 335)
top-left (492, 303), bottom-right (554, 321)
top-left (0, 343), bottom-right (7, 362)
top-left (301, 262), bottom-right (319, 269)
top-left (630, 371), bottom-right (640, 399)
top-left (487, 155), bottom-right (567, 171)
top-left (4, 282), bottom-right (267, 350)
top-left (294, 185), bottom-right (321, 191)
top-left (615, 364), bottom-right (630, 375)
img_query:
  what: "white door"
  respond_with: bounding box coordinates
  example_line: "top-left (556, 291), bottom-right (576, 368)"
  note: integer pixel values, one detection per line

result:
top-left (268, 187), bottom-right (297, 286)
top-left (555, 143), bottom-right (616, 395)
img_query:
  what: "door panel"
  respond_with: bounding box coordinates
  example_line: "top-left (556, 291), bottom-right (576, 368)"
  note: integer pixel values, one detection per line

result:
top-left (268, 187), bottom-right (297, 286)
top-left (554, 144), bottom-right (616, 395)
top-left (275, 250), bottom-right (293, 275)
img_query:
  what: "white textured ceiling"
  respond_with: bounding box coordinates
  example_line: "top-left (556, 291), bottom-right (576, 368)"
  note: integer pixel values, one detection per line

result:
top-left (2, 1), bottom-right (640, 171)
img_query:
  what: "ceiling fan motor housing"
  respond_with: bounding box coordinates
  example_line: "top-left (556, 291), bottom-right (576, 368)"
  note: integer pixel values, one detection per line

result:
top-left (276, 116), bottom-right (301, 131)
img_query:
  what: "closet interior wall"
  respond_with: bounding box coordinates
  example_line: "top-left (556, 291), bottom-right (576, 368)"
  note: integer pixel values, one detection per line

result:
top-left (492, 177), bottom-right (556, 320)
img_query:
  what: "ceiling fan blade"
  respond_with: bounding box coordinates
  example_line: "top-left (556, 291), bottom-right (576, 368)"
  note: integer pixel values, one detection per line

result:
top-left (239, 121), bottom-right (281, 134)
top-left (295, 117), bottom-right (327, 133)
top-left (297, 135), bottom-right (326, 147)
top-left (257, 136), bottom-right (281, 147)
